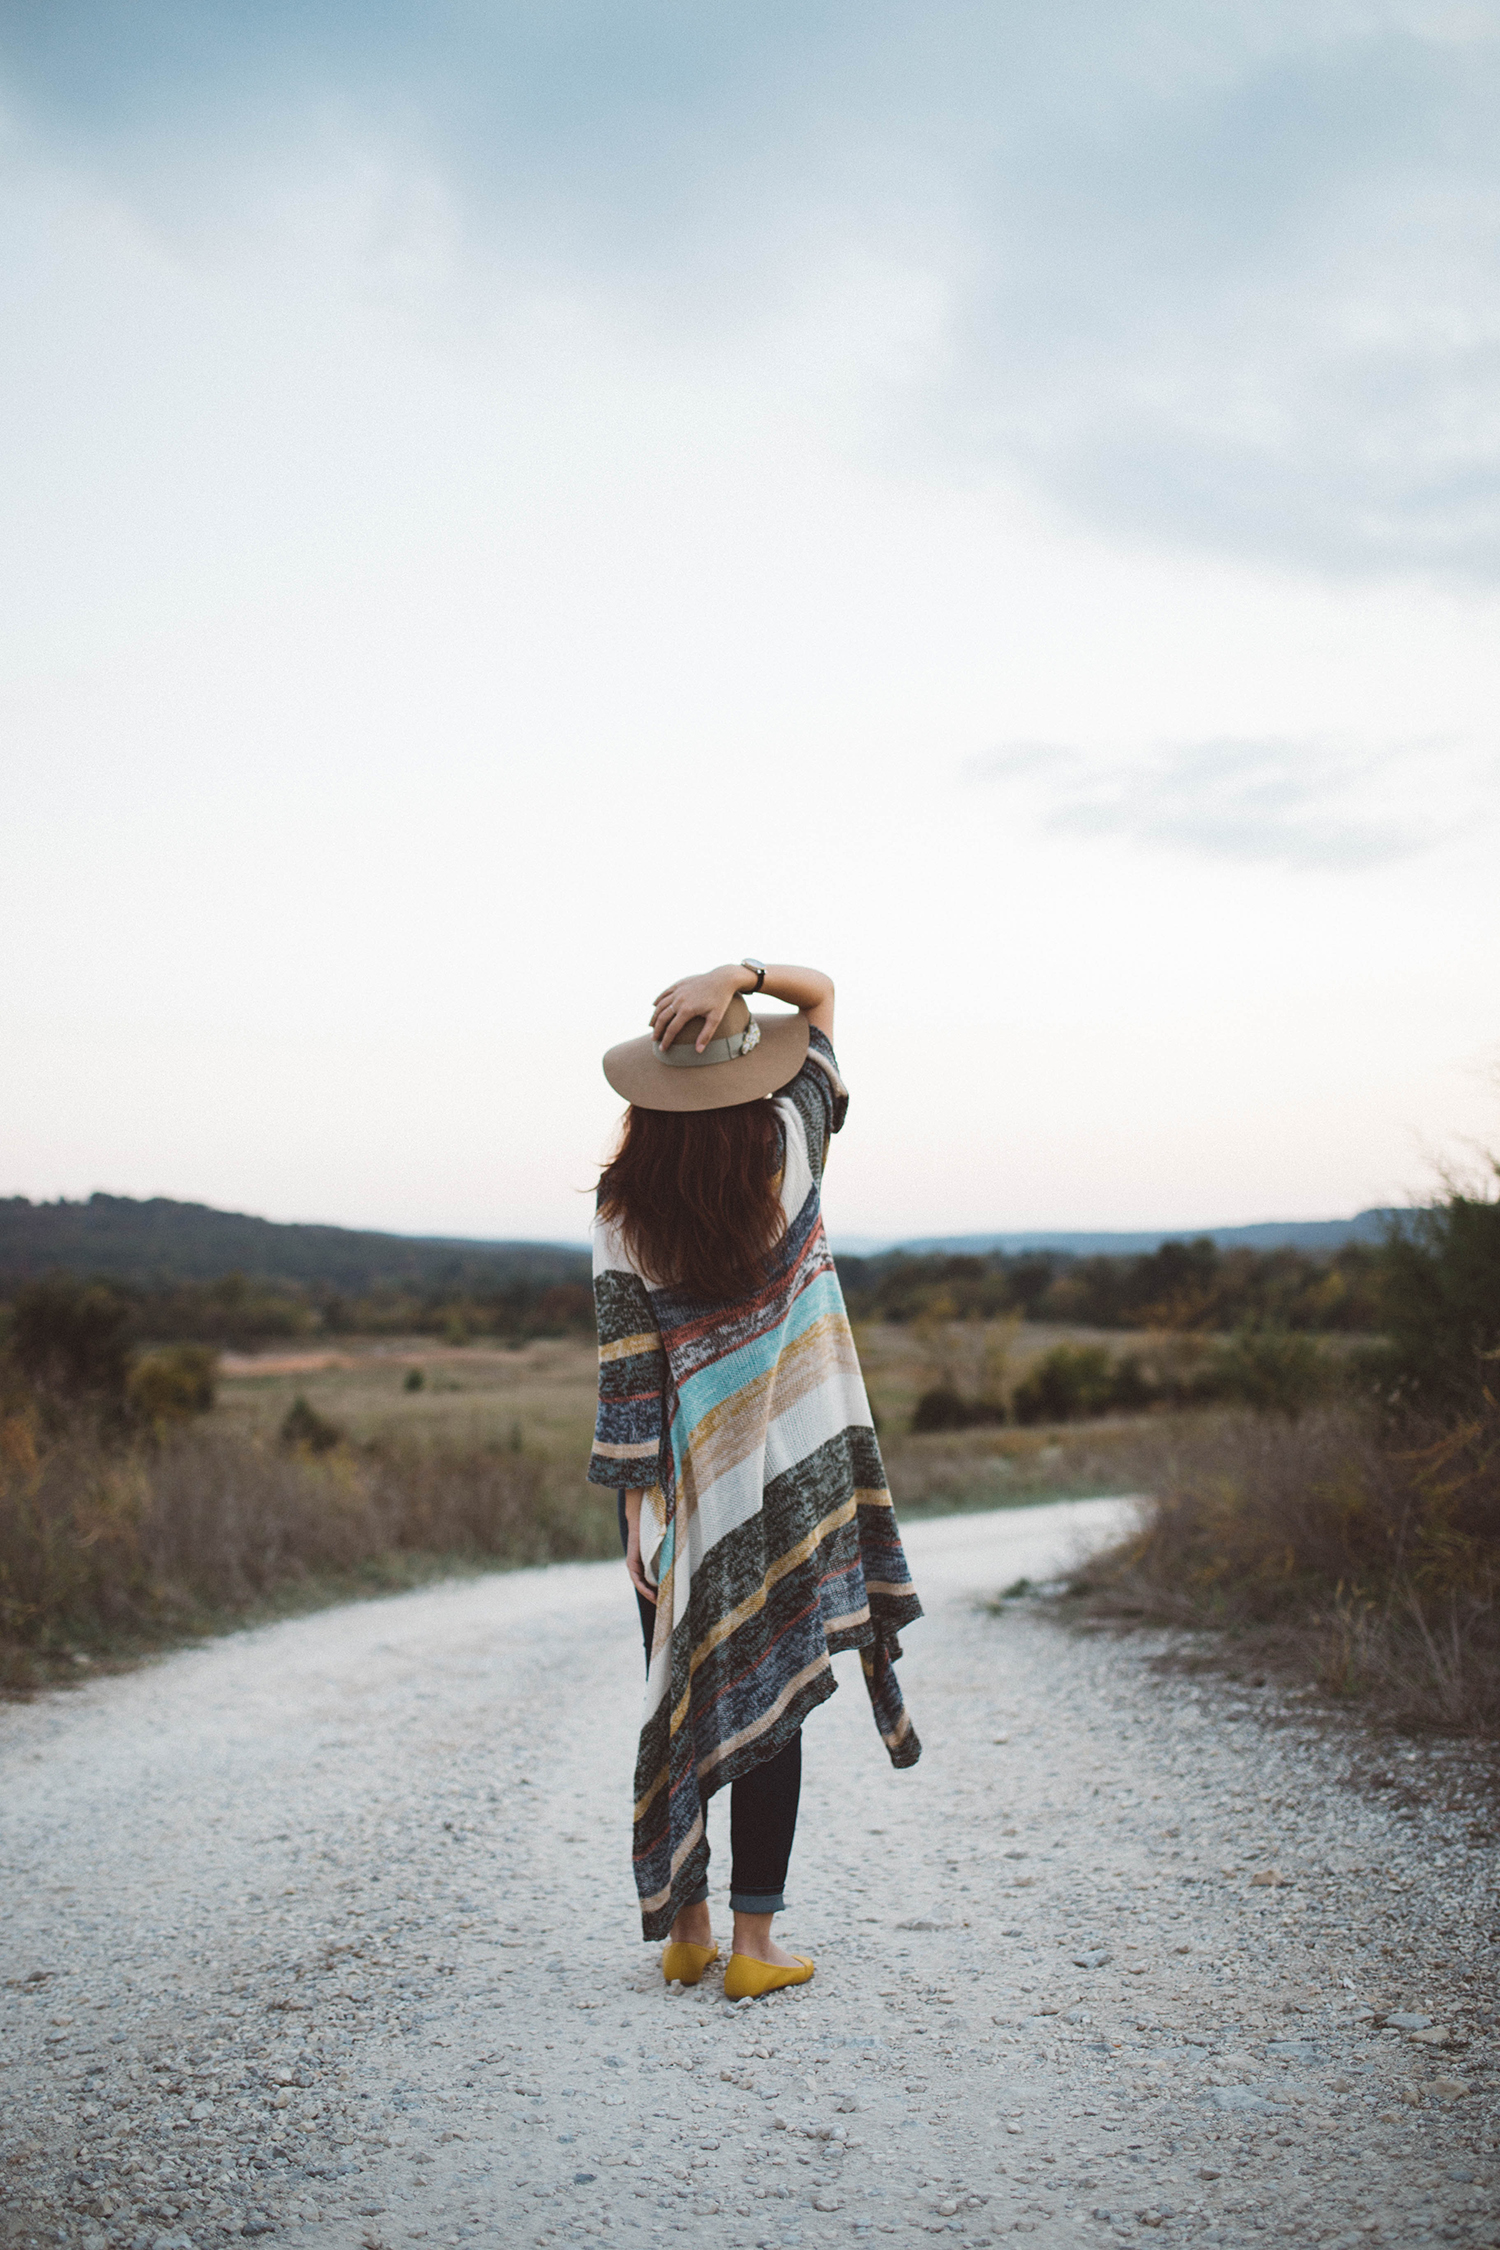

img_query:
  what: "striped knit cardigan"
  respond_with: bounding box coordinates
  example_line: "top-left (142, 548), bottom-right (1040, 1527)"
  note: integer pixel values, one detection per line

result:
top-left (589, 1028), bottom-right (923, 1940)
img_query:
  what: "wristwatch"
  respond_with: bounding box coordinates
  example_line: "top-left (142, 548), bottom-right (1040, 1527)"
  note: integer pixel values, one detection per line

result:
top-left (740, 957), bottom-right (767, 993)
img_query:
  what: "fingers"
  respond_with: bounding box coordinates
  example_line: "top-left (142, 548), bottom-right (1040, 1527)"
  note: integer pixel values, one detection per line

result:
top-left (651, 989), bottom-right (689, 1047)
top-left (649, 972), bottom-right (735, 1050)
top-left (657, 995), bottom-right (706, 1051)
top-left (626, 1556), bottom-right (657, 1604)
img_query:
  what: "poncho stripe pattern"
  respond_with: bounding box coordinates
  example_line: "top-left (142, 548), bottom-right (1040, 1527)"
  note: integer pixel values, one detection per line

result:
top-left (589, 1028), bottom-right (922, 1939)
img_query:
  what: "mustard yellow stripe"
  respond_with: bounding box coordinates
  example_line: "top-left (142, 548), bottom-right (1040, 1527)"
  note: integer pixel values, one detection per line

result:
top-left (695, 1654), bottom-right (831, 1780)
top-left (684, 1495), bottom-right (857, 1678)
top-left (599, 1331), bottom-right (661, 1364)
top-left (678, 1311), bottom-right (863, 1509)
top-left (646, 1491), bottom-right (858, 1798)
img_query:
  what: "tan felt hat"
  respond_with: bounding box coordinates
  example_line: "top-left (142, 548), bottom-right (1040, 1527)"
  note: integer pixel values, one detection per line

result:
top-left (603, 992), bottom-right (810, 1112)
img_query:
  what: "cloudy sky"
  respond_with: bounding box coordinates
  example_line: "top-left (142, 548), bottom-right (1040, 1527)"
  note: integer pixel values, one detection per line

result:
top-left (4, 1), bottom-right (1498, 1244)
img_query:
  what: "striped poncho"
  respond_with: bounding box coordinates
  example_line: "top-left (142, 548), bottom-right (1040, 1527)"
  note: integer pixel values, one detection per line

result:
top-left (588, 1027), bottom-right (923, 1939)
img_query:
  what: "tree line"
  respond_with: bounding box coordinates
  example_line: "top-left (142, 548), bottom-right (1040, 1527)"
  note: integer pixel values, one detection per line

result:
top-left (0, 1268), bottom-right (597, 1356)
top-left (837, 1235), bottom-right (1384, 1332)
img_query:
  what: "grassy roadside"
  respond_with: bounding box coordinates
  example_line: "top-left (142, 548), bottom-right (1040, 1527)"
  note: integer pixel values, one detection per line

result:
top-left (1053, 1401), bottom-right (1500, 1737)
top-left (0, 1396), bottom-right (622, 1695)
top-left (2, 1327), bottom-right (1162, 1694)
top-left (9, 1312), bottom-right (1495, 1737)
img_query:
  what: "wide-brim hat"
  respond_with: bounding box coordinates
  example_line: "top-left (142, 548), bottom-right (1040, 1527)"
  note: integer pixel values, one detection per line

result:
top-left (603, 992), bottom-right (809, 1112)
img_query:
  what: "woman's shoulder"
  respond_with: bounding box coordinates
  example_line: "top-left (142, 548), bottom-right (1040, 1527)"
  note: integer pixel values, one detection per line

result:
top-left (775, 1026), bottom-right (849, 1140)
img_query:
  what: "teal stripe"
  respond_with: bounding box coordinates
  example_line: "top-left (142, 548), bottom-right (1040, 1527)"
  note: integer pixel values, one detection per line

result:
top-left (670, 1264), bottom-right (844, 1438)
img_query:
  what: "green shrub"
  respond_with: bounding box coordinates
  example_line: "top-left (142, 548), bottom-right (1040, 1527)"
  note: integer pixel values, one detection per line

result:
top-left (1108, 1354), bottom-right (1155, 1412)
top-left (403, 1367), bottom-right (425, 1392)
top-left (1012, 1344), bottom-right (1120, 1425)
top-left (1195, 1325), bottom-right (1330, 1419)
top-left (910, 1385), bottom-right (1006, 1433)
top-left (7, 1276), bottom-right (131, 1413)
top-left (1376, 1174), bottom-right (1500, 1412)
top-left (127, 1345), bottom-right (218, 1426)
top-left (278, 1395), bottom-right (343, 1453)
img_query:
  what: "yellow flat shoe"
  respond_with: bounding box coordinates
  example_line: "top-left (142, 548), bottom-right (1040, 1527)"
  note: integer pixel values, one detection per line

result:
top-left (661, 1940), bottom-right (720, 1986)
top-left (723, 1952), bottom-right (815, 2001)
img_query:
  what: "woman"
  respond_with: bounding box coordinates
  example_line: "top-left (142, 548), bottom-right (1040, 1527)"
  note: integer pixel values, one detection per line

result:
top-left (588, 959), bottom-right (923, 2001)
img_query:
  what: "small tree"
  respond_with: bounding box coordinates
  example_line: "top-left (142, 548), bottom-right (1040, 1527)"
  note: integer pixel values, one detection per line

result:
top-left (1197, 1325), bottom-right (1329, 1419)
top-left (7, 1276), bottom-right (132, 1414)
top-left (1012, 1344), bottom-right (1118, 1426)
top-left (127, 1346), bottom-right (218, 1427)
top-left (1377, 1170), bottom-right (1500, 1412)
top-left (279, 1396), bottom-right (343, 1453)
top-left (911, 1386), bottom-right (978, 1433)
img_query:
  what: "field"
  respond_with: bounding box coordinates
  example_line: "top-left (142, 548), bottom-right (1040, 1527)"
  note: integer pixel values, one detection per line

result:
top-left (10, 1178), bottom-right (1495, 1726)
top-left (213, 1318), bottom-right (1180, 1519)
top-left (9, 1298), bottom-right (1496, 1731)
top-left (0, 1317), bottom-right (1193, 1694)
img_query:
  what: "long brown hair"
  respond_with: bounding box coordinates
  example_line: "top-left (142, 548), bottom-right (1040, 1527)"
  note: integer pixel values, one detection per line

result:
top-left (597, 1100), bottom-right (786, 1301)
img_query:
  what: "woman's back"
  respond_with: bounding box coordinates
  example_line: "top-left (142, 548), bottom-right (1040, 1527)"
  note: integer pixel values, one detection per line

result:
top-left (590, 994), bottom-right (921, 1942)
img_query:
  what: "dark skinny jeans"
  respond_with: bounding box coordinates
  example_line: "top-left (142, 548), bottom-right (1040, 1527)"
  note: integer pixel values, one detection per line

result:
top-left (618, 1492), bottom-right (800, 1917)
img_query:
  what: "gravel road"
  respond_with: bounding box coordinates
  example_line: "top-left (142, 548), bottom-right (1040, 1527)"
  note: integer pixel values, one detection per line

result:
top-left (3, 1498), bottom-right (1497, 2250)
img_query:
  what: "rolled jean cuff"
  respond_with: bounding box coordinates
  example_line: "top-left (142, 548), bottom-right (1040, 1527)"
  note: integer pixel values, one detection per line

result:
top-left (729, 1890), bottom-right (785, 1915)
top-left (682, 1878), bottom-right (710, 1908)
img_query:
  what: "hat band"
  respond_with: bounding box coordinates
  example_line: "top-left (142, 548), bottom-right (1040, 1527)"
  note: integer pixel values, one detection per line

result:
top-left (654, 1019), bottom-right (762, 1069)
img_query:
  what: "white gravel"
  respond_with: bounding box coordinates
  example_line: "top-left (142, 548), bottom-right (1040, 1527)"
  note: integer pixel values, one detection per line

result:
top-left (3, 1498), bottom-right (1497, 2250)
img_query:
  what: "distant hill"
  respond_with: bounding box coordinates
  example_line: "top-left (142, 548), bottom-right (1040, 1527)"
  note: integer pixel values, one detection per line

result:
top-left (0, 1191), bottom-right (1403, 1303)
top-left (0, 1194), bottom-right (590, 1294)
top-left (832, 1211), bottom-right (1400, 1259)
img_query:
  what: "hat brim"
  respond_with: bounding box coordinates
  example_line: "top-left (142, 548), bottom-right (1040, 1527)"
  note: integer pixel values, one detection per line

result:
top-left (602, 1012), bottom-right (810, 1112)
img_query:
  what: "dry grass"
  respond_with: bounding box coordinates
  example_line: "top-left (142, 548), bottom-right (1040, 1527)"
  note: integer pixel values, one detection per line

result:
top-left (212, 1325), bottom-right (1175, 1525)
top-left (879, 1418), bottom-right (1160, 1511)
top-left (854, 1314), bottom-right (1197, 1423)
top-left (857, 1316), bottom-right (1204, 1512)
top-left (0, 1409), bottom-right (618, 1693)
top-left (1068, 1402), bottom-right (1500, 1735)
top-left (213, 1336), bottom-right (598, 1509)
top-left (0, 1322), bottom-right (1246, 1694)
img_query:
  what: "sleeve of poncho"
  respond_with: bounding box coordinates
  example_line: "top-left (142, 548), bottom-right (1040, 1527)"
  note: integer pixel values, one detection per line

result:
top-left (775, 1024), bottom-right (849, 1184)
top-left (588, 1242), bottom-right (666, 1490)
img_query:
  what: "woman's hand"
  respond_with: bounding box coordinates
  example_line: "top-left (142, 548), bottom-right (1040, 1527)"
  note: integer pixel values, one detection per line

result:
top-left (652, 962), bottom-right (835, 1047)
top-left (623, 1489), bottom-right (657, 1606)
top-left (651, 965), bottom-right (749, 1053)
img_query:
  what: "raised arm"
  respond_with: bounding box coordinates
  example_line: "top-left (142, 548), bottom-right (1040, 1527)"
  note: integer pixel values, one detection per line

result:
top-left (650, 962), bottom-right (834, 1054)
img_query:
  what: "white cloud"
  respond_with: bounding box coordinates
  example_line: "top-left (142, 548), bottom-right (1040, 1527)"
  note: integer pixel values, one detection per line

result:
top-left (4, 4), bottom-right (1500, 576)
top-left (8, 4), bottom-right (1500, 580)
top-left (969, 738), bottom-right (1497, 868)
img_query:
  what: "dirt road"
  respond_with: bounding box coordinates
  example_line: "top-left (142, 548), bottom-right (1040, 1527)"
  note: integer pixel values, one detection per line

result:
top-left (2, 1500), bottom-right (1495, 2250)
